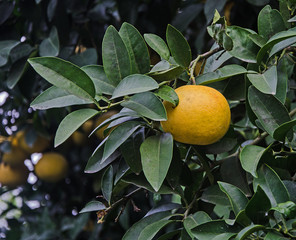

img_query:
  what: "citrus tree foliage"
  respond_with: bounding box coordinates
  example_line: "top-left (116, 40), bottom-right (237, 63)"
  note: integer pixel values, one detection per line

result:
top-left (1, 0), bottom-right (296, 239)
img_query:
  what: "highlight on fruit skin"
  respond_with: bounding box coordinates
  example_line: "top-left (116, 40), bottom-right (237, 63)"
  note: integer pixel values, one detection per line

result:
top-left (34, 152), bottom-right (68, 183)
top-left (161, 85), bottom-right (231, 145)
top-left (95, 110), bottom-right (119, 140)
top-left (14, 130), bottom-right (50, 154)
top-left (2, 146), bottom-right (28, 167)
top-left (0, 162), bottom-right (29, 188)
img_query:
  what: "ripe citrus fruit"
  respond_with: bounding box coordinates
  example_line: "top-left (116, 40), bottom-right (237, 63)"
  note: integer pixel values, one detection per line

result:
top-left (95, 110), bottom-right (118, 140)
top-left (15, 130), bottom-right (50, 154)
top-left (0, 162), bottom-right (29, 188)
top-left (34, 152), bottom-right (68, 183)
top-left (71, 131), bottom-right (88, 146)
top-left (161, 85), bottom-right (231, 145)
top-left (2, 146), bottom-right (28, 167)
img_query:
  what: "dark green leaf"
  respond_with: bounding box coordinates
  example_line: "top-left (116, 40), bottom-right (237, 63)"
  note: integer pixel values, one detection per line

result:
top-left (0, 40), bottom-right (20, 67)
top-left (144, 34), bottom-right (170, 61)
top-left (196, 64), bottom-right (248, 85)
top-left (201, 185), bottom-right (231, 206)
top-left (79, 201), bottom-right (106, 213)
top-left (269, 36), bottom-right (296, 58)
top-left (39, 26), bottom-right (60, 57)
top-left (275, 57), bottom-right (289, 104)
top-left (69, 48), bottom-right (98, 67)
top-left (273, 119), bottom-right (296, 142)
top-left (31, 86), bottom-right (92, 110)
top-left (253, 165), bottom-right (290, 206)
top-left (247, 66), bottom-right (277, 94)
top-left (140, 133), bottom-right (173, 192)
top-left (154, 85), bottom-right (179, 107)
top-left (158, 230), bottom-right (181, 240)
top-left (119, 22), bottom-right (150, 74)
top-left (122, 211), bottom-right (171, 240)
top-left (270, 201), bottom-right (296, 218)
top-left (101, 165), bottom-right (113, 204)
top-left (284, 180), bottom-right (296, 203)
top-left (204, 49), bottom-right (233, 73)
top-left (54, 109), bottom-right (98, 147)
top-left (111, 74), bottom-right (159, 99)
top-left (138, 219), bottom-right (174, 240)
top-left (258, 5), bottom-right (286, 40)
top-left (166, 24), bottom-right (191, 68)
top-left (102, 121), bottom-right (142, 162)
top-left (148, 65), bottom-right (184, 81)
top-left (6, 57), bottom-right (29, 89)
top-left (233, 225), bottom-right (265, 240)
top-left (183, 211), bottom-right (211, 238)
top-left (149, 60), bottom-right (170, 73)
top-left (245, 185), bottom-right (271, 224)
top-left (248, 86), bottom-right (291, 137)
top-left (121, 92), bottom-right (167, 121)
top-left (121, 128), bottom-right (144, 174)
top-left (192, 220), bottom-right (240, 240)
top-left (264, 232), bottom-right (289, 240)
top-left (226, 26), bottom-right (259, 63)
top-left (102, 25), bottom-right (131, 85)
top-left (218, 182), bottom-right (249, 216)
top-left (257, 29), bottom-right (296, 64)
top-left (84, 148), bottom-right (120, 174)
top-left (248, 34), bottom-right (267, 47)
top-left (28, 57), bottom-right (96, 100)
top-left (204, 0), bottom-right (227, 24)
top-left (239, 145), bottom-right (267, 178)
top-left (81, 65), bottom-right (115, 95)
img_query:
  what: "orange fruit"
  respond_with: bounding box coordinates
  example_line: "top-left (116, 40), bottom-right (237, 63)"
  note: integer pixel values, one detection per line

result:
top-left (95, 110), bottom-right (118, 140)
top-left (161, 85), bottom-right (231, 145)
top-left (0, 162), bottom-right (29, 188)
top-left (2, 146), bottom-right (28, 167)
top-left (15, 130), bottom-right (50, 154)
top-left (71, 131), bottom-right (88, 146)
top-left (34, 152), bottom-right (68, 183)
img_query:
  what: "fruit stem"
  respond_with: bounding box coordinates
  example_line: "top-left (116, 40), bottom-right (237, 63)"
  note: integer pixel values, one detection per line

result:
top-left (189, 46), bottom-right (222, 85)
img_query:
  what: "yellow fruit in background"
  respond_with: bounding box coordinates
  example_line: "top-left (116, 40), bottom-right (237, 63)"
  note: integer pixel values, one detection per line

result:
top-left (71, 131), bottom-right (88, 146)
top-left (35, 152), bottom-right (68, 183)
top-left (161, 85), bottom-right (231, 145)
top-left (82, 120), bottom-right (94, 134)
top-left (95, 110), bottom-right (118, 140)
top-left (194, 60), bottom-right (206, 76)
top-left (0, 162), bottom-right (29, 188)
top-left (15, 130), bottom-right (50, 154)
top-left (2, 146), bottom-right (28, 167)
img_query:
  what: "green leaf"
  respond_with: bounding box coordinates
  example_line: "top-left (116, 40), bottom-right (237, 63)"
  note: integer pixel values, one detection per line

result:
top-left (166, 24), bottom-right (191, 68)
top-left (69, 48), bottom-right (98, 67)
top-left (196, 64), bottom-right (248, 85)
top-left (245, 185), bottom-right (271, 224)
top-left (201, 185), bottom-right (231, 207)
top-left (204, 0), bottom-right (227, 24)
top-left (270, 201), bottom-right (296, 218)
top-left (247, 66), bottom-right (277, 94)
top-left (218, 182), bottom-right (249, 216)
top-left (226, 26), bottom-right (259, 63)
top-left (248, 86), bottom-right (291, 137)
top-left (191, 220), bottom-right (240, 240)
top-left (158, 230), bottom-right (181, 240)
top-left (233, 225), bottom-right (265, 240)
top-left (183, 211), bottom-right (211, 238)
top-left (149, 60), bottom-right (170, 73)
top-left (239, 145), bottom-right (268, 178)
top-left (122, 211), bottom-right (171, 240)
top-left (79, 201), bottom-right (106, 213)
top-left (258, 5), bottom-right (286, 40)
top-left (0, 40), bottom-right (20, 67)
top-left (101, 165), bottom-right (113, 204)
top-left (148, 65), bottom-right (184, 81)
top-left (288, 15), bottom-right (296, 22)
top-left (276, 57), bottom-right (289, 104)
top-left (119, 22), bottom-right (150, 74)
top-left (39, 26), bottom-right (60, 57)
top-left (269, 36), bottom-right (296, 58)
top-left (154, 85), bottom-right (179, 107)
top-left (257, 29), bottom-right (296, 64)
top-left (253, 165), bottom-right (290, 207)
top-left (84, 148), bottom-right (120, 174)
top-left (273, 119), bottom-right (296, 142)
top-left (121, 92), bottom-right (167, 121)
top-left (120, 129), bottom-right (144, 174)
top-left (138, 219), bottom-right (174, 240)
top-left (31, 86), bottom-right (92, 110)
top-left (6, 57), bottom-right (29, 89)
top-left (264, 232), bottom-right (289, 240)
top-left (248, 34), bottom-right (267, 47)
top-left (102, 121), bottom-right (143, 162)
top-left (144, 34), bottom-right (170, 61)
top-left (28, 57), bottom-right (96, 101)
top-left (140, 133), bottom-right (173, 192)
top-left (204, 48), bottom-right (233, 73)
top-left (81, 65), bottom-right (115, 95)
top-left (54, 109), bottom-right (98, 147)
top-left (102, 25), bottom-right (131, 85)
top-left (111, 74), bottom-right (159, 99)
